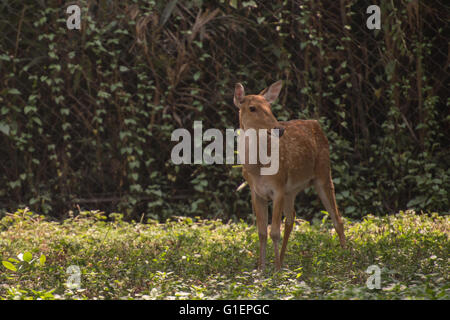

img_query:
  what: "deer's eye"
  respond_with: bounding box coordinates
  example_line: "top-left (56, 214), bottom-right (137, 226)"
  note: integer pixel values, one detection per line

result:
top-left (249, 106), bottom-right (256, 112)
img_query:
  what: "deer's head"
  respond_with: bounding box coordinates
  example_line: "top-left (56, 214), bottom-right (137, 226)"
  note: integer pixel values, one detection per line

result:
top-left (233, 80), bottom-right (285, 137)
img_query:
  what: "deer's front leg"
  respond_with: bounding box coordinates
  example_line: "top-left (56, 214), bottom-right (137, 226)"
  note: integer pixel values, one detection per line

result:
top-left (252, 190), bottom-right (268, 271)
top-left (271, 193), bottom-right (284, 271)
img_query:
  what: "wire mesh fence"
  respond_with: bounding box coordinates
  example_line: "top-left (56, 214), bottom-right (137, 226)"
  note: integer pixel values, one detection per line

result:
top-left (0, 0), bottom-right (448, 220)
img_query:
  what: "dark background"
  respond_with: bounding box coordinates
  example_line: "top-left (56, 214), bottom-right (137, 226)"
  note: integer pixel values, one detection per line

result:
top-left (0, 0), bottom-right (448, 221)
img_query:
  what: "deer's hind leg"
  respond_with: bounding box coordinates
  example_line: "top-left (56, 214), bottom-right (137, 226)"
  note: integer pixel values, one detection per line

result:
top-left (313, 154), bottom-right (346, 248)
top-left (280, 194), bottom-right (295, 268)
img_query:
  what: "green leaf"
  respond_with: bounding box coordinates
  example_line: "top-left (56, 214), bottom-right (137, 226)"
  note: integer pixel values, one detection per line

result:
top-left (160, 0), bottom-right (178, 27)
top-left (39, 254), bottom-right (46, 266)
top-left (0, 122), bottom-right (10, 136)
top-left (98, 91), bottom-right (111, 99)
top-left (2, 261), bottom-right (17, 272)
top-left (24, 106), bottom-right (36, 114)
top-left (0, 53), bottom-right (11, 61)
top-left (23, 251), bottom-right (33, 263)
top-left (8, 88), bottom-right (21, 95)
top-left (243, 1), bottom-right (257, 8)
top-left (407, 196), bottom-right (426, 208)
top-left (345, 206), bottom-right (356, 214)
top-left (32, 117), bottom-right (43, 126)
top-left (119, 66), bottom-right (129, 72)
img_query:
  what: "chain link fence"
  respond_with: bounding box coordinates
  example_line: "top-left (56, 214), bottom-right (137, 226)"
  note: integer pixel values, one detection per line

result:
top-left (0, 0), bottom-right (448, 220)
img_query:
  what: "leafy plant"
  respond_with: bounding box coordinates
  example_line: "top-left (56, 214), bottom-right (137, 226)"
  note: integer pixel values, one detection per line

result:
top-left (0, 208), bottom-right (448, 300)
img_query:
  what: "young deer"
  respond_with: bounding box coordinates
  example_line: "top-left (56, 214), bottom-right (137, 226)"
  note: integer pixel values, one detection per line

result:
top-left (234, 80), bottom-right (346, 271)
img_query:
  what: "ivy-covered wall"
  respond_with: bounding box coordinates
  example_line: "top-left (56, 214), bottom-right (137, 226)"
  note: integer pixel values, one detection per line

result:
top-left (0, 0), bottom-right (448, 220)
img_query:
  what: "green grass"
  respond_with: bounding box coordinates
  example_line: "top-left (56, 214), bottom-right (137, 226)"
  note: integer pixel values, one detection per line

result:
top-left (0, 209), bottom-right (448, 300)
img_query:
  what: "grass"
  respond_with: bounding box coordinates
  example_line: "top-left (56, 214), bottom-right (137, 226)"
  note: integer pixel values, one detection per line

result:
top-left (0, 208), bottom-right (448, 300)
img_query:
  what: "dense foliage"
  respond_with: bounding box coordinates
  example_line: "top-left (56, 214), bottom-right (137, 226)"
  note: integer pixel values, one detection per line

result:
top-left (0, 0), bottom-right (448, 220)
top-left (0, 208), bottom-right (448, 299)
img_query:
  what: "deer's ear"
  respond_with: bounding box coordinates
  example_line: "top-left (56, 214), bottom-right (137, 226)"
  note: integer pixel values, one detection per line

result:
top-left (262, 80), bottom-right (283, 104)
top-left (234, 83), bottom-right (245, 108)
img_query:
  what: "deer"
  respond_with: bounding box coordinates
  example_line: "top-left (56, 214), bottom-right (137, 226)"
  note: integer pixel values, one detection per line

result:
top-left (233, 80), bottom-right (346, 271)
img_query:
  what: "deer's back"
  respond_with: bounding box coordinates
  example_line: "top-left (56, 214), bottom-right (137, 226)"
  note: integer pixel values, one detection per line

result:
top-left (277, 119), bottom-right (329, 184)
top-left (279, 119), bottom-right (329, 157)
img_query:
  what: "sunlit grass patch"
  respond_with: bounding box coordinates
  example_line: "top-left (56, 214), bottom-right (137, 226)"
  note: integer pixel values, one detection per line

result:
top-left (0, 209), bottom-right (448, 300)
